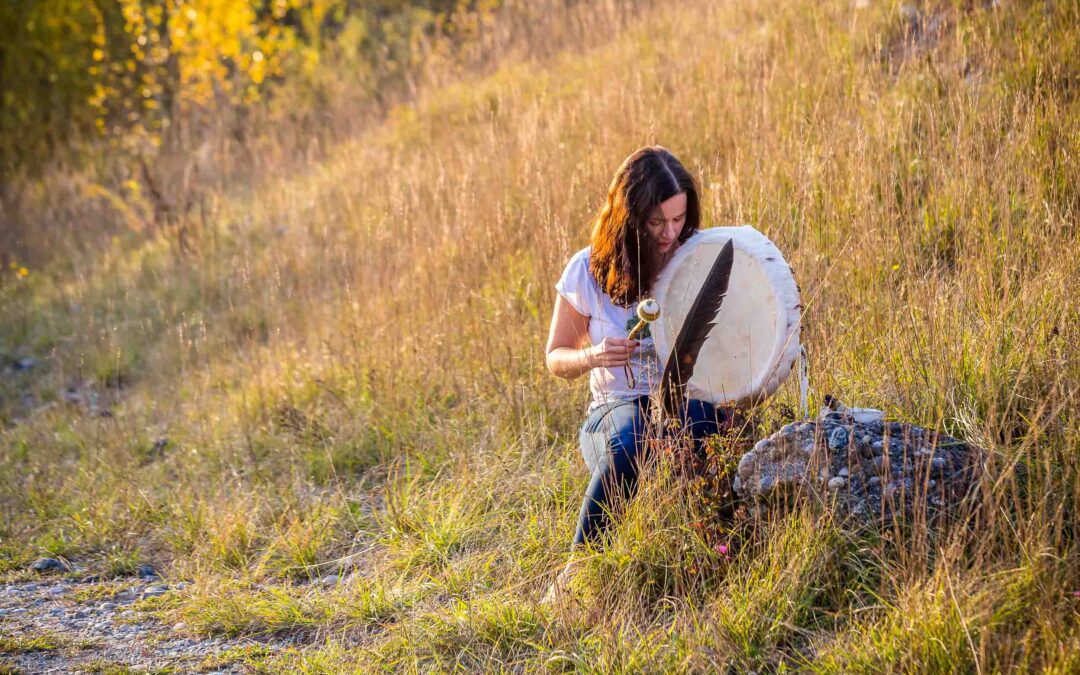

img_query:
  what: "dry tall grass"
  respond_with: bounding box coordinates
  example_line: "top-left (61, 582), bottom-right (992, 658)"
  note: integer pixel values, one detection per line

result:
top-left (1, 0), bottom-right (1078, 671)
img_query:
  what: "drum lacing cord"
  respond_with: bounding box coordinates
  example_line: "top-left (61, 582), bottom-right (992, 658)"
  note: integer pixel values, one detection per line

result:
top-left (798, 344), bottom-right (810, 418)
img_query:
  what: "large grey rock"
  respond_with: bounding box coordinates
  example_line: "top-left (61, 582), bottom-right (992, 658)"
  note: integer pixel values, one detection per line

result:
top-left (733, 404), bottom-right (980, 521)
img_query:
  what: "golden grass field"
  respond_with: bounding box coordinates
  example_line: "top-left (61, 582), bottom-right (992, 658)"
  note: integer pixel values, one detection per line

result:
top-left (1, 0), bottom-right (1078, 670)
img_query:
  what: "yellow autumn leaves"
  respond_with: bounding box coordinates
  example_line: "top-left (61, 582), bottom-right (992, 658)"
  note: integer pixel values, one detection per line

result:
top-left (1, 0), bottom-right (331, 167)
top-left (7, 261), bottom-right (29, 279)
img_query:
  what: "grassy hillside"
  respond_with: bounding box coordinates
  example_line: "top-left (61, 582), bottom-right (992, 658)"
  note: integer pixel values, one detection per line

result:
top-left (2, 0), bottom-right (1078, 671)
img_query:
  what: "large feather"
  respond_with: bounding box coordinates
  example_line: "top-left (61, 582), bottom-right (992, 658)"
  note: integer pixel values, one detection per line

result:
top-left (659, 238), bottom-right (735, 422)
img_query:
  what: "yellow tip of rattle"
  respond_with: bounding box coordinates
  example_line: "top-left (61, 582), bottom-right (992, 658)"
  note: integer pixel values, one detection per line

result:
top-left (637, 298), bottom-right (660, 322)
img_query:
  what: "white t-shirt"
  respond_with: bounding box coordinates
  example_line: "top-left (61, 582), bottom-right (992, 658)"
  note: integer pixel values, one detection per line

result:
top-left (555, 246), bottom-right (660, 412)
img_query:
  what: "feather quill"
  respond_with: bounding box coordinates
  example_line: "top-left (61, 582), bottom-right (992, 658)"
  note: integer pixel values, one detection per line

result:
top-left (659, 239), bottom-right (735, 422)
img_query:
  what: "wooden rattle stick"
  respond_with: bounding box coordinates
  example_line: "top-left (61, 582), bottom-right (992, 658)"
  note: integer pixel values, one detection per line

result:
top-left (627, 298), bottom-right (660, 340)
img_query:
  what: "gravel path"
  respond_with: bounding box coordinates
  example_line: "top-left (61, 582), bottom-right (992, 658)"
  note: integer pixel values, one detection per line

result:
top-left (0, 577), bottom-right (286, 673)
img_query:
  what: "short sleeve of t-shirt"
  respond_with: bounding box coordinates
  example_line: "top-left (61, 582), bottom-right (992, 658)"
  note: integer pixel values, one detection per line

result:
top-left (555, 248), bottom-right (595, 317)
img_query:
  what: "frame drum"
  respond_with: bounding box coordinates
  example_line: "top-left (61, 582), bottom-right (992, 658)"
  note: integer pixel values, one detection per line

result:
top-left (651, 226), bottom-right (802, 407)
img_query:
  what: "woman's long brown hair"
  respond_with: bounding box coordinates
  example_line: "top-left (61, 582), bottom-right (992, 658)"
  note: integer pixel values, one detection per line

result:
top-left (588, 146), bottom-right (702, 308)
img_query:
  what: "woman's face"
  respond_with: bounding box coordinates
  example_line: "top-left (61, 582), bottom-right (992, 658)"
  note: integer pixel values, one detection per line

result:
top-left (645, 191), bottom-right (687, 257)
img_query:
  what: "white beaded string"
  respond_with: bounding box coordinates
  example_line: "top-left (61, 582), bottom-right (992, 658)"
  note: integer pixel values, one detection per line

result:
top-left (798, 344), bottom-right (810, 418)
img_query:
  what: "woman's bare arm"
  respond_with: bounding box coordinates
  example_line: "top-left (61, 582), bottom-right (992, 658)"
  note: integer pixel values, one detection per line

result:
top-left (545, 294), bottom-right (593, 380)
top-left (545, 294), bottom-right (639, 379)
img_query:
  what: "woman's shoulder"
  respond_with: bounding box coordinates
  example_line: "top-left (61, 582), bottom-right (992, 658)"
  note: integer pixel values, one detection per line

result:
top-left (559, 245), bottom-right (593, 278)
top-left (556, 245), bottom-right (600, 316)
top-left (567, 245), bottom-right (591, 264)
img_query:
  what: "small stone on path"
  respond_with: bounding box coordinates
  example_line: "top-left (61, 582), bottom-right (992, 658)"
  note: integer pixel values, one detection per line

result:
top-left (14, 356), bottom-right (38, 371)
top-left (32, 557), bottom-right (71, 574)
top-left (137, 563), bottom-right (162, 580)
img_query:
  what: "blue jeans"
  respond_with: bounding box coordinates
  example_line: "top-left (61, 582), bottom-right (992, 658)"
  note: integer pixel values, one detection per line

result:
top-left (573, 396), bottom-right (725, 546)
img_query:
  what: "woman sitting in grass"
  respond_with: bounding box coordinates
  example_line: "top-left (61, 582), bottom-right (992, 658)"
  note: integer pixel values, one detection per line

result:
top-left (543, 145), bottom-right (728, 602)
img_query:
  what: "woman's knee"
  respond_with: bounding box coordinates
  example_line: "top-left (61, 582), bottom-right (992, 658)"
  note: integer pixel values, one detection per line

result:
top-left (579, 400), bottom-right (632, 473)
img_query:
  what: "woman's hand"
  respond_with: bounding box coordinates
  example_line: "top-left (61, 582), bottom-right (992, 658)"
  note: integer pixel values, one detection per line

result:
top-left (586, 337), bottom-right (639, 368)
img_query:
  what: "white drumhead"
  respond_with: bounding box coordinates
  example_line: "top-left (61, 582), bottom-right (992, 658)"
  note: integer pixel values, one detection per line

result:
top-left (651, 226), bottom-right (801, 407)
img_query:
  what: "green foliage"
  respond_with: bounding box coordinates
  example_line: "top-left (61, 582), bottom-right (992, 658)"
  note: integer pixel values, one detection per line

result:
top-left (0, 0), bottom-right (103, 171)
